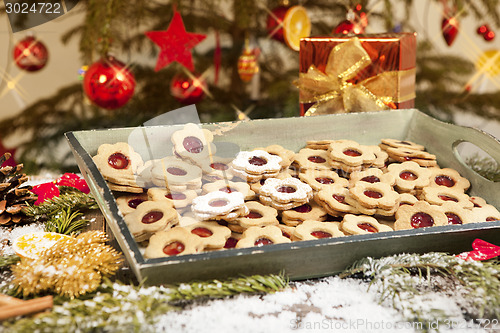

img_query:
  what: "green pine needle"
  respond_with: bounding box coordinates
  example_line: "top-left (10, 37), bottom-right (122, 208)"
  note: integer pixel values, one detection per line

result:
top-left (23, 190), bottom-right (98, 219)
top-left (44, 207), bottom-right (89, 235)
top-left (0, 254), bottom-right (20, 269)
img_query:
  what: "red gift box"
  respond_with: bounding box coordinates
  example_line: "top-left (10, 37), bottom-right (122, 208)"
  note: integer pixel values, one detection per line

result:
top-left (297, 33), bottom-right (417, 116)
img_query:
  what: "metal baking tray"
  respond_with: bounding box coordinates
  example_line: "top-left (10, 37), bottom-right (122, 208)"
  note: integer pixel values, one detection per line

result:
top-left (65, 109), bottom-right (500, 285)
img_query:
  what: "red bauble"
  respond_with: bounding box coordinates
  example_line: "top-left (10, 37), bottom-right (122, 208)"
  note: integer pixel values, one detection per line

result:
top-left (442, 16), bottom-right (459, 46)
top-left (13, 36), bottom-right (49, 72)
top-left (170, 73), bottom-right (206, 105)
top-left (477, 24), bottom-right (489, 35)
top-left (333, 20), bottom-right (363, 35)
top-left (266, 5), bottom-right (289, 42)
top-left (484, 30), bottom-right (495, 41)
top-left (237, 49), bottom-right (258, 82)
top-left (83, 56), bottom-right (135, 110)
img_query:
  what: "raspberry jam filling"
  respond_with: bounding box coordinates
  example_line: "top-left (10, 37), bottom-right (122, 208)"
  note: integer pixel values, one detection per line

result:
top-left (254, 237), bottom-right (273, 246)
top-left (210, 162), bottom-right (229, 171)
top-left (357, 223), bottom-right (378, 233)
top-left (281, 231), bottom-right (291, 239)
top-left (219, 186), bottom-right (237, 193)
top-left (435, 175), bottom-right (455, 187)
top-left (486, 217), bottom-right (498, 222)
top-left (224, 237), bottom-right (238, 248)
top-left (209, 199), bottom-right (229, 207)
top-left (410, 212), bottom-right (434, 228)
top-left (277, 186), bottom-right (296, 193)
top-left (141, 210), bottom-right (164, 224)
top-left (248, 156), bottom-right (267, 166)
top-left (293, 204), bottom-right (312, 213)
top-left (183, 136), bottom-right (204, 154)
top-left (163, 241), bottom-right (185, 255)
top-left (361, 175), bottom-right (380, 183)
top-left (332, 194), bottom-right (345, 203)
top-left (438, 195), bottom-right (458, 202)
top-left (246, 211), bottom-right (263, 219)
top-left (446, 213), bottom-right (462, 225)
top-left (308, 156), bottom-right (326, 163)
top-left (165, 192), bottom-right (187, 200)
top-left (315, 177), bottom-right (335, 184)
top-left (310, 231), bottom-right (332, 238)
top-left (128, 198), bottom-right (145, 209)
top-left (398, 141), bottom-right (412, 145)
top-left (167, 167), bottom-right (187, 176)
top-left (399, 171), bottom-right (418, 181)
top-left (191, 227), bottom-right (213, 237)
top-left (364, 190), bottom-right (383, 199)
top-left (343, 149), bottom-right (362, 157)
top-left (108, 152), bottom-right (129, 169)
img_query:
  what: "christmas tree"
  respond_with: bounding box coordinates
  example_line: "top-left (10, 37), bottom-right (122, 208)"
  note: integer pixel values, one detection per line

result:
top-left (0, 0), bottom-right (499, 173)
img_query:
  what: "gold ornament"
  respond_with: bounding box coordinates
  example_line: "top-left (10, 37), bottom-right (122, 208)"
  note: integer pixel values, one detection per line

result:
top-left (237, 47), bottom-right (259, 82)
top-left (11, 231), bottom-right (123, 299)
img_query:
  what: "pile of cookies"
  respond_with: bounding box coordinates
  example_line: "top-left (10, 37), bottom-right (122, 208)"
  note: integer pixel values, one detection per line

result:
top-left (92, 123), bottom-right (500, 259)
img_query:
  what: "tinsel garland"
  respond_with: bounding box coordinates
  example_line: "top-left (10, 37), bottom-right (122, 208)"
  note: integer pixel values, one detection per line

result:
top-left (10, 231), bottom-right (122, 299)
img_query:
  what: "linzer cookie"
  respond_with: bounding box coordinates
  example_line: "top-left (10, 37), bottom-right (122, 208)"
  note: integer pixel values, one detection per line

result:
top-left (199, 155), bottom-right (235, 181)
top-left (233, 201), bottom-right (279, 230)
top-left (116, 193), bottom-right (151, 216)
top-left (281, 201), bottom-right (327, 227)
top-left (183, 221), bottom-right (232, 250)
top-left (439, 202), bottom-right (473, 225)
top-left (299, 169), bottom-right (348, 192)
top-left (420, 187), bottom-right (473, 209)
top-left (327, 140), bottom-right (377, 173)
top-left (144, 227), bottom-right (204, 258)
top-left (427, 168), bottom-right (470, 192)
top-left (349, 168), bottom-right (395, 187)
top-left (380, 139), bottom-right (425, 152)
top-left (171, 123), bottom-right (216, 167)
top-left (147, 187), bottom-right (198, 210)
top-left (202, 180), bottom-right (255, 201)
top-left (235, 225), bottom-right (291, 248)
top-left (293, 220), bottom-right (344, 241)
top-left (254, 145), bottom-right (295, 169)
top-left (471, 204), bottom-right (500, 222)
top-left (150, 156), bottom-right (202, 190)
top-left (305, 139), bottom-right (335, 150)
top-left (124, 201), bottom-right (178, 242)
top-left (315, 185), bottom-right (358, 216)
top-left (250, 171), bottom-right (291, 195)
top-left (191, 191), bottom-right (248, 221)
top-left (394, 201), bottom-right (447, 230)
top-left (293, 148), bottom-right (332, 171)
top-left (383, 147), bottom-right (437, 167)
top-left (340, 214), bottom-right (393, 235)
top-left (259, 177), bottom-right (313, 210)
top-left (386, 161), bottom-right (431, 193)
top-left (231, 150), bottom-right (282, 182)
top-left (349, 182), bottom-right (400, 210)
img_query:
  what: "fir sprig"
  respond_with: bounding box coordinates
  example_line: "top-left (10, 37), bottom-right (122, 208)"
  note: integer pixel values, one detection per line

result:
top-left (23, 190), bottom-right (98, 219)
top-left (44, 207), bottom-right (89, 235)
top-left (0, 254), bottom-right (20, 269)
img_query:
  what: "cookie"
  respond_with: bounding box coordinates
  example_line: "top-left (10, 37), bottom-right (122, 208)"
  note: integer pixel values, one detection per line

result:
top-left (124, 200), bottom-right (178, 242)
top-left (144, 227), bottom-right (204, 258)
top-left (202, 180), bottom-right (255, 201)
top-left (386, 161), bottom-right (431, 192)
top-left (328, 140), bottom-right (376, 167)
top-left (305, 139), bottom-right (335, 150)
top-left (394, 201), bottom-right (447, 230)
top-left (349, 182), bottom-right (400, 210)
top-left (183, 221), bottom-right (232, 250)
top-left (384, 147), bottom-right (437, 167)
top-left (380, 139), bottom-right (425, 151)
top-left (420, 187), bottom-right (473, 209)
top-left (315, 185), bottom-right (358, 216)
top-left (222, 232), bottom-right (243, 249)
top-left (277, 224), bottom-right (296, 240)
top-left (147, 187), bottom-right (198, 210)
top-left (150, 156), bottom-right (203, 190)
top-left (293, 148), bottom-right (332, 171)
top-left (299, 169), bottom-right (349, 192)
top-left (231, 150), bottom-right (282, 182)
top-left (171, 123), bottom-right (216, 166)
top-left (471, 204), bottom-right (500, 222)
top-left (254, 145), bottom-right (295, 169)
top-left (233, 201), bottom-right (279, 230)
top-left (235, 225), bottom-right (291, 248)
top-left (293, 220), bottom-right (344, 241)
top-left (191, 191), bottom-right (248, 221)
top-left (259, 177), bottom-right (313, 210)
top-left (440, 202), bottom-right (473, 225)
top-left (340, 214), bottom-right (393, 235)
top-left (349, 168), bottom-right (395, 187)
top-left (427, 168), bottom-right (470, 192)
top-left (116, 193), bottom-right (151, 216)
top-left (281, 201), bottom-right (327, 227)
top-left (199, 155), bottom-right (235, 181)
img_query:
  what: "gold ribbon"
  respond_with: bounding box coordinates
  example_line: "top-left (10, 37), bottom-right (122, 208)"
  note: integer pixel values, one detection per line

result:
top-left (296, 37), bottom-right (416, 116)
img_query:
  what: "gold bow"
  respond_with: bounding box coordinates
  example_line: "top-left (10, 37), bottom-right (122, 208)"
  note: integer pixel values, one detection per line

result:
top-left (295, 37), bottom-right (415, 116)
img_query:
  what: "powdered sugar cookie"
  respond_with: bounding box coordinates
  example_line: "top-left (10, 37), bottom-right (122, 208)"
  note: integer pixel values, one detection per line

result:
top-left (394, 201), bottom-right (447, 230)
top-left (202, 180), bottom-right (255, 201)
top-left (124, 201), bottom-right (178, 242)
top-left (191, 191), bottom-right (248, 221)
top-left (427, 168), bottom-right (470, 192)
top-left (254, 145), bottom-right (295, 169)
top-left (183, 221), bottom-right (232, 250)
top-left (299, 169), bottom-right (349, 191)
top-left (231, 150), bottom-right (282, 180)
top-left (235, 225), bottom-right (291, 248)
top-left (340, 214), bottom-right (393, 235)
top-left (144, 227), bottom-right (204, 258)
top-left (259, 177), bottom-right (313, 210)
top-left (293, 220), bottom-right (344, 241)
top-left (386, 161), bottom-right (431, 192)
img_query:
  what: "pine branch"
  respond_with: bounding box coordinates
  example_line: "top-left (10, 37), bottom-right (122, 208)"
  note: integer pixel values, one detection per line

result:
top-left (23, 190), bottom-right (98, 219)
top-left (0, 254), bottom-right (20, 269)
top-left (44, 207), bottom-right (89, 235)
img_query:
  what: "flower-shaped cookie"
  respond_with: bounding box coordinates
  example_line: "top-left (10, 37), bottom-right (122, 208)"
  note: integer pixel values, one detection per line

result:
top-left (235, 225), bottom-right (291, 248)
top-left (183, 221), bottom-right (232, 250)
top-left (315, 185), bottom-right (358, 215)
top-left (440, 202), bottom-right (473, 225)
top-left (254, 145), bottom-right (295, 169)
top-left (328, 140), bottom-right (376, 167)
top-left (199, 155), bottom-right (234, 181)
top-left (370, 145), bottom-right (389, 169)
top-left (124, 200), bottom-right (178, 242)
top-left (147, 187), bottom-right (198, 210)
top-left (340, 214), bottom-right (393, 235)
top-left (293, 148), bottom-right (332, 171)
top-left (144, 227), bottom-right (204, 258)
top-left (394, 201), bottom-right (447, 230)
top-left (384, 147), bottom-right (437, 167)
top-left (349, 168), bottom-right (395, 188)
top-left (293, 220), bottom-right (345, 241)
top-left (93, 142), bottom-right (144, 187)
top-left (233, 201), bottom-right (279, 229)
top-left (231, 150), bottom-right (282, 182)
top-left (259, 177), bottom-right (313, 210)
top-left (349, 182), bottom-right (400, 210)
top-left (150, 156), bottom-right (202, 190)
top-left (386, 161), bottom-right (431, 192)
top-left (420, 187), bottom-right (473, 209)
top-left (380, 138), bottom-right (425, 151)
top-left (427, 168), bottom-right (470, 192)
top-left (202, 180), bottom-right (255, 201)
top-left (116, 193), bottom-right (150, 216)
top-left (171, 123), bottom-right (216, 166)
top-left (299, 169), bottom-right (349, 192)
top-left (281, 201), bottom-right (327, 227)
top-left (191, 191), bottom-right (248, 221)
top-left (471, 204), bottom-right (500, 222)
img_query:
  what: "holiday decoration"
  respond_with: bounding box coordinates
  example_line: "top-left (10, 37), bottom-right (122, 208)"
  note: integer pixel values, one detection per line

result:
top-left (0, 140), bottom-right (17, 167)
top-left (83, 56), bottom-right (136, 110)
top-left (477, 24), bottom-right (495, 41)
top-left (13, 36), bottom-right (49, 72)
top-left (31, 182), bottom-right (60, 206)
top-left (145, 10), bottom-right (206, 72)
top-left (297, 34), bottom-right (417, 116)
top-left (484, 29), bottom-right (496, 42)
top-left (12, 232), bottom-right (72, 259)
top-left (333, 8), bottom-right (364, 35)
top-left (475, 49), bottom-right (500, 77)
top-left (0, 153), bottom-right (37, 226)
top-left (11, 231), bottom-right (123, 299)
top-left (56, 173), bottom-right (90, 194)
top-left (441, 15), bottom-right (459, 46)
top-left (282, 6), bottom-right (311, 51)
top-left (237, 47), bottom-right (259, 82)
top-left (456, 239), bottom-right (500, 261)
top-left (266, 3), bottom-right (289, 42)
top-left (170, 72), bottom-right (206, 104)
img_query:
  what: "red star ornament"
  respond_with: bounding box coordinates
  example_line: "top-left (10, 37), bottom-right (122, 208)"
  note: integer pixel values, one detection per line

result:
top-left (145, 10), bottom-right (206, 72)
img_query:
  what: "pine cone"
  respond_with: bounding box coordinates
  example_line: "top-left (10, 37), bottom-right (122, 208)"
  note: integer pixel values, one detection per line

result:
top-left (0, 153), bottom-right (37, 226)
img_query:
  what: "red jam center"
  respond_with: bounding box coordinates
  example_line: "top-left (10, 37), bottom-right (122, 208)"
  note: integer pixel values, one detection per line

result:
top-left (293, 204), bottom-right (312, 213)
top-left (343, 149), bottom-right (361, 157)
top-left (167, 167), bottom-right (187, 176)
top-left (277, 186), bottom-right (296, 193)
top-left (224, 237), bottom-right (238, 248)
top-left (248, 156), bottom-right (267, 166)
top-left (165, 192), bottom-right (187, 200)
top-left (183, 136), bottom-right (204, 154)
top-left (191, 227), bottom-right (213, 237)
top-left (254, 238), bottom-right (273, 246)
top-left (308, 156), bottom-right (326, 163)
top-left (315, 177), bottom-right (335, 184)
top-left (209, 199), bottom-right (229, 207)
top-left (108, 153), bottom-right (129, 170)
top-left (361, 176), bottom-right (380, 183)
top-left (210, 162), bottom-right (229, 171)
top-left (281, 231), bottom-right (291, 239)
top-left (357, 223), bottom-right (378, 233)
top-left (219, 186), bottom-right (237, 193)
top-left (486, 217), bottom-right (498, 222)
top-left (364, 190), bottom-right (383, 199)
top-left (398, 141), bottom-right (412, 145)
top-left (399, 171), bottom-right (418, 181)
top-left (246, 211), bottom-right (263, 219)
top-left (410, 212), bottom-right (434, 228)
top-left (435, 175), bottom-right (455, 187)
top-left (128, 198), bottom-right (145, 209)
top-left (163, 241), bottom-right (185, 256)
top-left (310, 231), bottom-right (332, 238)
top-left (438, 195), bottom-right (458, 202)
top-left (141, 210), bottom-right (164, 224)
top-left (332, 194), bottom-right (345, 203)
top-left (446, 213), bottom-right (462, 225)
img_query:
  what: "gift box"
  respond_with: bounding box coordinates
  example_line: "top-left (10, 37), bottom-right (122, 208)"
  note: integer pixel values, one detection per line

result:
top-left (297, 33), bottom-right (417, 116)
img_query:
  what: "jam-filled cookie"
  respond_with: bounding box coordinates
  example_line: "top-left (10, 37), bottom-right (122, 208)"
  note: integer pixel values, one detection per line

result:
top-left (293, 220), bottom-right (344, 241)
top-left (299, 169), bottom-right (349, 192)
top-left (202, 179), bottom-right (255, 201)
top-left (420, 187), bottom-right (473, 209)
top-left (349, 182), bottom-right (400, 210)
top-left (427, 168), bottom-right (470, 192)
top-left (281, 201), bottom-right (327, 227)
top-left (116, 193), bottom-right (150, 215)
top-left (293, 148), bottom-right (332, 171)
top-left (383, 147), bottom-right (437, 167)
top-left (144, 227), bottom-right (204, 258)
top-left (349, 168), bottom-right (395, 188)
top-left (380, 138), bottom-right (425, 152)
top-left (471, 204), bottom-right (500, 223)
top-left (254, 144), bottom-right (295, 169)
top-left (147, 187), bottom-right (198, 210)
top-left (235, 225), bottom-right (291, 248)
top-left (183, 221), bottom-right (232, 250)
top-left (394, 201), bottom-right (447, 230)
top-left (315, 185), bottom-right (358, 216)
top-left (233, 201), bottom-right (279, 230)
top-left (328, 140), bottom-right (376, 168)
top-left (150, 156), bottom-right (202, 190)
top-left (440, 202), bottom-right (473, 225)
top-left (231, 150), bottom-right (282, 182)
top-left (386, 161), bottom-right (431, 192)
top-left (124, 200), bottom-right (178, 242)
top-left (171, 123), bottom-right (216, 167)
top-left (259, 177), bottom-right (313, 210)
top-left (199, 155), bottom-right (235, 182)
top-left (340, 214), bottom-right (393, 235)
top-left (191, 191), bottom-right (248, 221)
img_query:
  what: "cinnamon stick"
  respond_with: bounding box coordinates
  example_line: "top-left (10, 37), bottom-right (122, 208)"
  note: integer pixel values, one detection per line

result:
top-left (0, 295), bottom-right (53, 321)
